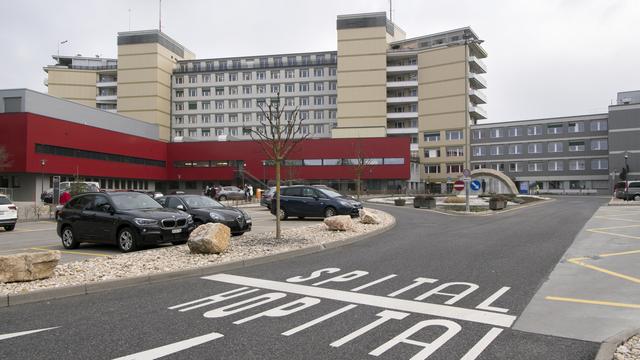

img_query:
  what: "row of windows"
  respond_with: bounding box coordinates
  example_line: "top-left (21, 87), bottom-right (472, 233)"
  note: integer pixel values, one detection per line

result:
top-left (424, 164), bottom-right (464, 174)
top-left (174, 95), bottom-right (337, 111)
top-left (263, 158), bottom-right (405, 166)
top-left (472, 139), bottom-right (608, 156)
top-left (174, 123), bottom-right (330, 138)
top-left (424, 147), bottom-right (464, 158)
top-left (177, 54), bottom-right (337, 73)
top-left (473, 120), bottom-right (608, 139)
top-left (175, 110), bottom-right (337, 125)
top-left (472, 159), bottom-right (609, 172)
top-left (35, 144), bottom-right (166, 168)
top-left (175, 67), bottom-right (337, 84)
top-left (174, 82), bottom-right (337, 98)
top-left (423, 130), bottom-right (464, 142)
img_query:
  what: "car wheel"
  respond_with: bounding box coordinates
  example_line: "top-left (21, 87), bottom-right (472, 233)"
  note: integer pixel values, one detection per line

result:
top-left (4, 225), bottom-right (15, 231)
top-left (232, 232), bottom-right (245, 237)
top-left (61, 226), bottom-right (79, 249)
top-left (278, 208), bottom-right (288, 220)
top-left (219, 195), bottom-right (227, 201)
top-left (117, 227), bottom-right (138, 253)
top-left (194, 219), bottom-right (203, 227)
top-left (324, 207), bottom-right (337, 218)
top-left (635, 194), bottom-right (640, 201)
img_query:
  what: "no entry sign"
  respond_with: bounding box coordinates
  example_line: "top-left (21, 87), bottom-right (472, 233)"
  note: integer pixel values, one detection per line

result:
top-left (454, 180), bottom-right (465, 191)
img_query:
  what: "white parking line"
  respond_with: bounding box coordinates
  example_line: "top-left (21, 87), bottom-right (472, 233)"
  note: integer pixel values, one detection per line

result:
top-left (112, 332), bottom-right (224, 360)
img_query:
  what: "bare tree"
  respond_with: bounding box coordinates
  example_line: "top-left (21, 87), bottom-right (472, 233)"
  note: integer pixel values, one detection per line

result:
top-left (352, 140), bottom-right (375, 200)
top-left (0, 145), bottom-right (11, 171)
top-left (246, 94), bottom-right (308, 239)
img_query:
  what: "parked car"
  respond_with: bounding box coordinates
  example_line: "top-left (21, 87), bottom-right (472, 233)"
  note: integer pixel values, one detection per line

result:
top-left (56, 191), bottom-right (194, 252)
top-left (41, 181), bottom-right (100, 204)
top-left (271, 185), bottom-right (362, 220)
top-left (0, 194), bottom-right (18, 231)
top-left (616, 181), bottom-right (640, 201)
top-left (215, 186), bottom-right (245, 201)
top-left (260, 187), bottom-right (276, 209)
top-left (158, 195), bottom-right (251, 236)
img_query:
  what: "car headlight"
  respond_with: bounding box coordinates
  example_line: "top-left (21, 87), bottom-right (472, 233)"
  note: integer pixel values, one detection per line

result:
top-left (187, 215), bottom-right (194, 224)
top-left (134, 218), bottom-right (158, 226)
top-left (238, 209), bottom-right (250, 219)
top-left (209, 212), bottom-right (222, 221)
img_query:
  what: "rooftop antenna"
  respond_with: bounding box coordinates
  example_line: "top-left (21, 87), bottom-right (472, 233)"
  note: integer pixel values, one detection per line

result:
top-left (159, 0), bottom-right (162, 32)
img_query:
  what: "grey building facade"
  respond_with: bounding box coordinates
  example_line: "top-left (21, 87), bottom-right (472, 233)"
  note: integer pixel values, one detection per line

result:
top-left (608, 91), bottom-right (640, 182)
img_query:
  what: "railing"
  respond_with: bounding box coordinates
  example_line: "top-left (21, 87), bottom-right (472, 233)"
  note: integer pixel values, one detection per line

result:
top-left (174, 58), bottom-right (338, 73)
top-left (70, 64), bottom-right (117, 70)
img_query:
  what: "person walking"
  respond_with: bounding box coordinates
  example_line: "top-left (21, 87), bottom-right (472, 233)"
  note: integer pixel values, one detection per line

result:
top-left (248, 184), bottom-right (254, 201)
top-left (244, 184), bottom-right (250, 202)
top-left (210, 185), bottom-right (217, 199)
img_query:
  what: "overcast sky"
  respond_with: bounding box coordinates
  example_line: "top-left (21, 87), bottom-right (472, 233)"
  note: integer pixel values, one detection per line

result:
top-left (1, 0), bottom-right (638, 123)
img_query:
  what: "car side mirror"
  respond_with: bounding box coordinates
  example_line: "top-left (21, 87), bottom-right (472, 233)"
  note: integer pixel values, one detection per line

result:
top-left (103, 204), bottom-right (115, 214)
top-left (177, 205), bottom-right (185, 210)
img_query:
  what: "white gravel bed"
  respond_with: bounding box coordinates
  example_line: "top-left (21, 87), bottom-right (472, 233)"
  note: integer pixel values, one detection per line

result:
top-left (615, 335), bottom-right (640, 360)
top-left (0, 209), bottom-right (393, 296)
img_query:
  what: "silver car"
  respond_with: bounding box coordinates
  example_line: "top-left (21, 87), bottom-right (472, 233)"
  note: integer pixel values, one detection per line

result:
top-left (215, 186), bottom-right (246, 201)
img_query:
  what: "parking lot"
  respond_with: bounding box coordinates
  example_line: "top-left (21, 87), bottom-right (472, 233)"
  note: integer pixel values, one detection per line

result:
top-left (0, 205), bottom-right (314, 263)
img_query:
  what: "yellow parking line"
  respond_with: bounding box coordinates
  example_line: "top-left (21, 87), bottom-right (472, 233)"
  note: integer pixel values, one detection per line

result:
top-left (599, 249), bottom-right (640, 258)
top-left (593, 216), bottom-right (640, 223)
top-left (545, 296), bottom-right (640, 309)
top-left (588, 224), bottom-right (640, 231)
top-left (587, 229), bottom-right (640, 240)
top-left (568, 258), bottom-right (640, 284)
top-left (29, 247), bottom-right (111, 257)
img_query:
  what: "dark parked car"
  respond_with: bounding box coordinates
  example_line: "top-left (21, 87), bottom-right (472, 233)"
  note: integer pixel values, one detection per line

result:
top-left (260, 187), bottom-right (276, 209)
top-left (157, 195), bottom-right (252, 235)
top-left (56, 192), bottom-right (194, 252)
top-left (271, 185), bottom-right (362, 220)
top-left (616, 181), bottom-right (640, 201)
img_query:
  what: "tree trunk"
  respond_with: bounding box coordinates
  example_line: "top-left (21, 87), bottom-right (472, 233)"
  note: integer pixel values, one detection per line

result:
top-left (356, 176), bottom-right (361, 200)
top-left (275, 159), bottom-right (281, 240)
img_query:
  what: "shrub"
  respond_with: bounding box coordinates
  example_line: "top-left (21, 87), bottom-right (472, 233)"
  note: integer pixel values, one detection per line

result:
top-left (414, 195), bottom-right (435, 201)
top-left (444, 196), bottom-right (466, 204)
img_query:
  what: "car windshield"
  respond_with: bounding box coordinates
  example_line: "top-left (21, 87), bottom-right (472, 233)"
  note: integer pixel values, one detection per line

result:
top-left (111, 193), bottom-right (163, 210)
top-left (183, 196), bottom-right (224, 209)
top-left (318, 188), bottom-right (344, 198)
top-left (0, 196), bottom-right (11, 205)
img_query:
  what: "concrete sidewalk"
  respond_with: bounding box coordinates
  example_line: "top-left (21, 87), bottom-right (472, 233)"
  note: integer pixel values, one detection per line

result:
top-left (514, 205), bottom-right (640, 342)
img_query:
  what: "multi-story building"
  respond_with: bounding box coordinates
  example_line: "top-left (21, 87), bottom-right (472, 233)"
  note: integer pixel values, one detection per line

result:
top-left (171, 52), bottom-right (337, 140)
top-left (608, 90), bottom-right (640, 181)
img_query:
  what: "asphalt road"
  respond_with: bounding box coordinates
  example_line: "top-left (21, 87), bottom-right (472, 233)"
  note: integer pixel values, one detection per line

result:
top-left (0, 197), bottom-right (608, 359)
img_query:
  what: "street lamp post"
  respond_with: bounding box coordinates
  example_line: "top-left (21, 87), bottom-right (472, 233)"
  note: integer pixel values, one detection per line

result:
top-left (40, 159), bottom-right (47, 204)
top-left (624, 151), bottom-right (630, 200)
top-left (177, 174), bottom-right (181, 191)
top-left (57, 40), bottom-right (68, 62)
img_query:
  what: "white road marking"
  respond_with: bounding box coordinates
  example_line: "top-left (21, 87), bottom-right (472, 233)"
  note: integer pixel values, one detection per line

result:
top-left (387, 277), bottom-right (438, 297)
top-left (112, 332), bottom-right (224, 360)
top-left (202, 274), bottom-right (517, 327)
top-left (0, 327), bottom-right (59, 341)
top-left (351, 274), bottom-right (398, 292)
top-left (330, 310), bottom-right (408, 347)
top-left (369, 319), bottom-right (461, 360)
top-left (282, 304), bottom-right (358, 336)
top-left (168, 287), bottom-right (260, 312)
top-left (459, 327), bottom-right (503, 360)
top-left (476, 287), bottom-right (511, 313)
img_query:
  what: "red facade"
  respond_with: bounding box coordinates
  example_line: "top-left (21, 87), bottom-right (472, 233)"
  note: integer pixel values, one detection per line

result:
top-left (0, 112), bottom-right (410, 181)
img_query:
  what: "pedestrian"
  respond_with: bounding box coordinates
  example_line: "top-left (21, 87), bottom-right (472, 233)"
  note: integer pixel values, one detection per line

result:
top-left (481, 179), bottom-right (487, 194)
top-left (244, 184), bottom-right (250, 202)
top-left (396, 184), bottom-right (401, 194)
top-left (248, 184), bottom-right (254, 200)
top-left (210, 185), bottom-right (217, 199)
top-left (205, 186), bottom-right (211, 197)
top-left (59, 190), bottom-right (71, 205)
top-left (535, 184), bottom-right (540, 195)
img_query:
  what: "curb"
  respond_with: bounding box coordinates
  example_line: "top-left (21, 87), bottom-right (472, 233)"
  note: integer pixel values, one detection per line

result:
top-left (1, 211), bottom-right (395, 308)
top-left (366, 198), bottom-right (553, 217)
top-left (595, 328), bottom-right (639, 360)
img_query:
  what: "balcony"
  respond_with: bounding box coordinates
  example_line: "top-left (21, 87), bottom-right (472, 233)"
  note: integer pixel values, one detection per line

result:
top-left (387, 65), bottom-right (418, 73)
top-left (387, 111), bottom-right (418, 119)
top-left (468, 56), bottom-right (487, 74)
top-left (469, 89), bottom-right (487, 104)
top-left (469, 73), bottom-right (487, 89)
top-left (469, 104), bottom-right (487, 120)
top-left (387, 96), bottom-right (418, 104)
top-left (387, 127), bottom-right (418, 135)
top-left (96, 94), bottom-right (117, 102)
top-left (97, 81), bottom-right (117, 88)
top-left (387, 80), bottom-right (418, 88)
top-left (410, 143), bottom-right (419, 152)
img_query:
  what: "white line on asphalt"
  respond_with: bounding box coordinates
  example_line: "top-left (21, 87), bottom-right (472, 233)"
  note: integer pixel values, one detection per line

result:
top-left (459, 327), bottom-right (503, 360)
top-left (112, 332), bottom-right (224, 360)
top-left (351, 274), bottom-right (397, 292)
top-left (0, 327), bottom-right (59, 341)
top-left (202, 274), bottom-right (517, 327)
top-left (282, 304), bottom-right (358, 336)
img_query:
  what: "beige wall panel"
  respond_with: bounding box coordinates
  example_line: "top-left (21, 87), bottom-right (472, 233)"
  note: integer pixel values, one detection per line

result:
top-left (337, 27), bottom-right (386, 41)
top-left (419, 79), bottom-right (466, 99)
top-left (117, 97), bottom-right (162, 112)
top-left (418, 112), bottom-right (467, 131)
top-left (336, 116), bottom-right (387, 128)
top-left (338, 70), bottom-right (387, 87)
top-left (338, 86), bottom-right (387, 103)
top-left (338, 38), bottom-right (388, 56)
top-left (48, 69), bottom-right (96, 85)
top-left (158, 126), bottom-right (170, 141)
top-left (338, 101), bottom-right (387, 119)
top-left (117, 82), bottom-right (161, 98)
top-left (418, 46), bottom-right (466, 68)
top-left (331, 127), bottom-right (387, 138)
top-left (420, 95), bottom-right (467, 116)
top-left (419, 62), bottom-right (466, 84)
top-left (117, 68), bottom-right (163, 84)
top-left (117, 54), bottom-right (159, 70)
top-left (337, 55), bottom-right (386, 72)
top-left (47, 85), bottom-right (95, 102)
top-left (117, 43), bottom-right (160, 56)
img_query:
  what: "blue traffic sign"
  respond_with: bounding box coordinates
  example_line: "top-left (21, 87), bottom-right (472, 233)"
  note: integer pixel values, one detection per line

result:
top-left (470, 179), bottom-right (481, 191)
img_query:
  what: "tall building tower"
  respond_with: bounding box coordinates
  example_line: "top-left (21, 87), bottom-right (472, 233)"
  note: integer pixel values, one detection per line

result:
top-left (116, 30), bottom-right (194, 141)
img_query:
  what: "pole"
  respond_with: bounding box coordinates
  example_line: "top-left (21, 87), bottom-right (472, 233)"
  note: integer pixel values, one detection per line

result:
top-left (465, 178), bottom-right (470, 213)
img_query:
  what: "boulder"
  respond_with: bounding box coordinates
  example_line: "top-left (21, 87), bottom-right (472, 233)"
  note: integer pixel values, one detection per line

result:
top-left (188, 223), bottom-right (231, 254)
top-left (359, 208), bottom-right (381, 225)
top-left (323, 215), bottom-right (355, 231)
top-left (0, 251), bottom-right (60, 283)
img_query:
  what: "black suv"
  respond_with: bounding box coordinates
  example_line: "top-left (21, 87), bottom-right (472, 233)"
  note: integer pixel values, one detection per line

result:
top-left (271, 185), bottom-right (362, 220)
top-left (157, 195), bottom-right (252, 236)
top-left (56, 192), bottom-right (195, 252)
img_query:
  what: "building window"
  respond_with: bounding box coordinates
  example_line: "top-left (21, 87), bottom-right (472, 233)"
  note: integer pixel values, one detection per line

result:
top-left (242, 72), bottom-right (252, 81)
top-left (189, 75), bottom-right (197, 84)
top-left (491, 163), bottom-right (505, 172)
top-left (328, 96), bottom-right (337, 105)
top-left (228, 73), bottom-right (237, 82)
top-left (299, 97), bottom-right (309, 106)
top-left (215, 73), bottom-right (224, 82)
top-left (175, 90), bottom-right (184, 98)
top-left (328, 67), bottom-right (336, 76)
top-left (528, 162), bottom-right (544, 172)
top-left (174, 116), bottom-right (183, 124)
top-left (446, 130), bottom-right (463, 141)
top-left (547, 124), bottom-right (563, 134)
top-left (216, 128), bottom-right (224, 136)
top-left (446, 164), bottom-right (463, 173)
top-left (256, 71), bottom-right (266, 80)
top-left (175, 77), bottom-right (184, 84)
top-left (590, 120), bottom-right (607, 131)
top-left (328, 110), bottom-right (336, 119)
top-left (202, 74), bottom-right (211, 83)
top-left (490, 145), bottom-right (504, 156)
top-left (232, 60), bottom-right (241, 69)
top-left (188, 88), bottom-right (197, 97)
top-left (314, 96), bottom-right (324, 105)
top-left (229, 86), bottom-right (238, 95)
top-left (489, 128), bottom-right (503, 138)
top-left (285, 97), bottom-right (294, 106)
top-left (300, 68), bottom-right (309, 78)
top-left (215, 87), bottom-right (224, 96)
top-left (229, 127), bottom-right (238, 136)
top-left (215, 114), bottom-right (224, 123)
top-left (257, 85), bottom-right (266, 94)
top-left (508, 144), bottom-right (523, 155)
top-left (285, 84), bottom-right (294, 93)
top-left (591, 139), bottom-right (608, 150)
top-left (287, 56), bottom-right (297, 66)
top-left (259, 57), bottom-right (268, 67)
top-left (548, 142), bottom-right (563, 153)
top-left (270, 70), bottom-right (280, 79)
top-left (175, 103), bottom-right (184, 111)
top-left (314, 82), bottom-right (324, 91)
top-left (243, 113), bottom-right (251, 122)
top-left (424, 148), bottom-right (440, 158)
top-left (569, 159), bottom-right (586, 171)
top-left (425, 165), bottom-right (440, 174)
top-left (314, 124), bottom-right (324, 134)
top-left (242, 86), bottom-right (252, 95)
top-left (528, 143), bottom-right (542, 154)
top-left (215, 101), bottom-right (224, 109)
top-left (299, 111), bottom-right (309, 120)
top-left (591, 159), bottom-right (608, 170)
top-left (472, 146), bottom-right (485, 157)
top-left (285, 70), bottom-right (295, 79)
top-left (568, 141), bottom-right (585, 152)
top-left (202, 129), bottom-right (210, 137)
top-left (229, 100), bottom-right (238, 109)
top-left (242, 99), bottom-right (252, 108)
top-left (271, 84), bottom-right (280, 93)
top-left (548, 160), bottom-right (564, 171)
top-left (568, 122), bottom-right (584, 133)
top-left (527, 125), bottom-right (542, 136)
top-left (423, 132), bottom-right (440, 142)
top-left (446, 147), bottom-right (464, 157)
top-left (229, 114), bottom-right (238, 122)
top-left (472, 130), bottom-right (483, 139)
top-left (188, 102), bottom-right (197, 110)
top-left (314, 110), bottom-right (324, 119)
top-left (188, 129), bottom-right (197, 137)
top-left (314, 68), bottom-right (324, 77)
top-left (328, 81), bottom-right (337, 90)
top-left (202, 88), bottom-right (211, 96)
top-left (174, 130), bottom-right (183, 137)
top-left (202, 114), bottom-right (210, 123)
top-left (218, 61), bottom-right (227, 70)
top-left (507, 127), bottom-right (521, 137)
top-left (509, 162), bottom-right (523, 172)
top-left (202, 102), bottom-right (210, 110)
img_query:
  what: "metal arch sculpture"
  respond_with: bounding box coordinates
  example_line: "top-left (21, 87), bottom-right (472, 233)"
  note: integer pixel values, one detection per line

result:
top-left (470, 168), bottom-right (519, 194)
